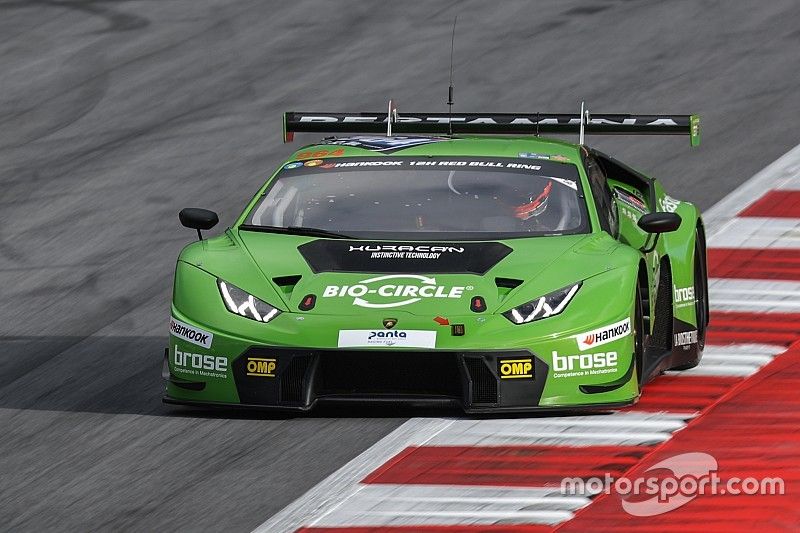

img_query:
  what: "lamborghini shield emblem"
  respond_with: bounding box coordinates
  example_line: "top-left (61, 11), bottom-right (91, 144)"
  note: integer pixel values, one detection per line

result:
top-left (382, 318), bottom-right (398, 329)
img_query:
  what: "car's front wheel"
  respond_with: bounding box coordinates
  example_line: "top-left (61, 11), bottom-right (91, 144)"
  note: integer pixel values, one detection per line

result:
top-left (671, 228), bottom-right (707, 371)
top-left (693, 231), bottom-right (709, 350)
top-left (634, 282), bottom-right (646, 391)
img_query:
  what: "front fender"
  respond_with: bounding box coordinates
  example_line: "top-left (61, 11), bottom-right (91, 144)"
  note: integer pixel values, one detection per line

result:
top-left (654, 188), bottom-right (701, 327)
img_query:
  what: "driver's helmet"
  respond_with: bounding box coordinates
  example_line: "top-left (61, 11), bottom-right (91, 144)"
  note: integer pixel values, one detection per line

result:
top-left (513, 181), bottom-right (553, 220)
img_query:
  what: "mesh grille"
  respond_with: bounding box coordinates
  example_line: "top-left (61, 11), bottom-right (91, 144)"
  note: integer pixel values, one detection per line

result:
top-left (465, 357), bottom-right (498, 405)
top-left (280, 355), bottom-right (311, 403)
top-left (315, 352), bottom-right (462, 398)
top-left (652, 260), bottom-right (673, 350)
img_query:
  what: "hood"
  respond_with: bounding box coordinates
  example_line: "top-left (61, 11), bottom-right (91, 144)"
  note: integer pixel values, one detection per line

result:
top-left (235, 230), bottom-right (620, 317)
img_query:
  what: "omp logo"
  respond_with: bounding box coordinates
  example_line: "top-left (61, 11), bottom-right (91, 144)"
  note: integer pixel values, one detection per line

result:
top-left (576, 318), bottom-right (631, 351)
top-left (169, 317), bottom-right (213, 348)
top-left (322, 274), bottom-right (468, 309)
top-left (173, 345), bottom-right (227, 378)
top-left (674, 285), bottom-right (695, 303)
top-left (246, 357), bottom-right (276, 377)
top-left (553, 351), bottom-right (618, 372)
top-left (498, 358), bottom-right (533, 379)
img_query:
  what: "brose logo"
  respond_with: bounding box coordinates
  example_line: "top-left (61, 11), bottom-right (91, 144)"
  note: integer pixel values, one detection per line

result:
top-left (659, 195), bottom-right (681, 213)
top-left (498, 358), bottom-right (533, 379)
top-left (246, 357), bottom-right (276, 377)
top-left (674, 285), bottom-right (695, 304)
top-left (576, 318), bottom-right (631, 350)
top-left (173, 345), bottom-right (227, 378)
top-left (322, 274), bottom-right (467, 309)
top-left (552, 350), bottom-right (619, 378)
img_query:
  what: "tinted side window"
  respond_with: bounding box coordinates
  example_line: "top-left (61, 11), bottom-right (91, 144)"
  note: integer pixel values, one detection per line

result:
top-left (596, 154), bottom-right (653, 211)
top-left (585, 156), bottom-right (619, 236)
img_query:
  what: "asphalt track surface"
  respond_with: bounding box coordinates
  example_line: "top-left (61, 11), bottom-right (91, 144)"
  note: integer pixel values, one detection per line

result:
top-left (1, 1), bottom-right (799, 530)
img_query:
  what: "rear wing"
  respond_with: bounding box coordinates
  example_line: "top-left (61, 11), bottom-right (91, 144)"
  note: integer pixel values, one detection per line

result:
top-left (283, 112), bottom-right (700, 146)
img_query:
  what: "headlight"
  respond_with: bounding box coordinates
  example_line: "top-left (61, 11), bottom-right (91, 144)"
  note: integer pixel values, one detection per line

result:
top-left (217, 279), bottom-right (281, 323)
top-left (502, 282), bottom-right (581, 324)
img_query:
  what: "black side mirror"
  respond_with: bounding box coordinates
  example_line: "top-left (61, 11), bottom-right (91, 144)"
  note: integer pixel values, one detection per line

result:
top-left (637, 212), bottom-right (681, 234)
top-left (637, 212), bottom-right (681, 253)
top-left (179, 208), bottom-right (218, 240)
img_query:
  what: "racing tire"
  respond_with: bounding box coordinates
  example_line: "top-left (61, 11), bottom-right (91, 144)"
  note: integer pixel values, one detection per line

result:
top-left (671, 229), bottom-right (707, 370)
top-left (693, 231), bottom-right (708, 350)
top-left (634, 282), bottom-right (646, 391)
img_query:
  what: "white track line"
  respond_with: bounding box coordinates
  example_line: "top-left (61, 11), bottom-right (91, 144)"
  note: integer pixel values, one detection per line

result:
top-left (422, 412), bottom-right (690, 447)
top-left (309, 485), bottom-right (589, 527)
top-left (257, 412), bottom-right (692, 532)
top-left (708, 278), bottom-right (800, 312)
top-left (667, 343), bottom-right (783, 377)
top-left (703, 142), bottom-right (800, 232)
top-left (254, 418), bottom-right (455, 533)
top-left (707, 217), bottom-right (800, 249)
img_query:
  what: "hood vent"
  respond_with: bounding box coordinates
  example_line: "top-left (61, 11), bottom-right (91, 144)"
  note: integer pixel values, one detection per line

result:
top-left (495, 277), bottom-right (523, 289)
top-left (298, 240), bottom-right (512, 274)
top-left (495, 277), bottom-right (523, 302)
top-left (272, 275), bottom-right (302, 297)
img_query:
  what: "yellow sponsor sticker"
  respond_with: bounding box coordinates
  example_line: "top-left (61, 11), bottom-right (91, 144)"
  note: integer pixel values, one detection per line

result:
top-left (246, 357), bottom-right (276, 377)
top-left (498, 357), bottom-right (533, 379)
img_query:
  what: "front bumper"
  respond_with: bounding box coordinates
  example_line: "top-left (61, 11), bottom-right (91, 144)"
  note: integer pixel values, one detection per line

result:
top-left (164, 341), bottom-right (638, 413)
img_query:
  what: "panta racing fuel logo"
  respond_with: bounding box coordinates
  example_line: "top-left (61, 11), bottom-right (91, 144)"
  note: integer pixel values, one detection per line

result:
top-left (498, 357), bottom-right (533, 379)
top-left (322, 274), bottom-right (469, 309)
top-left (246, 357), bottom-right (276, 377)
top-left (337, 329), bottom-right (437, 348)
top-left (576, 318), bottom-right (631, 351)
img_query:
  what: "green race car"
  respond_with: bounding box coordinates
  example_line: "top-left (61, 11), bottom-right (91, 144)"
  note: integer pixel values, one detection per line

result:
top-left (163, 111), bottom-right (708, 413)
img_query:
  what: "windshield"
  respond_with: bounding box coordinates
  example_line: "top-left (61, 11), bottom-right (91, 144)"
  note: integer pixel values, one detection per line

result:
top-left (245, 156), bottom-right (588, 239)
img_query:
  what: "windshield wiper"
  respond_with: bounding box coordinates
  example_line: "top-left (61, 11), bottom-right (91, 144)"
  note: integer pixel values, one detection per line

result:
top-left (239, 224), bottom-right (354, 239)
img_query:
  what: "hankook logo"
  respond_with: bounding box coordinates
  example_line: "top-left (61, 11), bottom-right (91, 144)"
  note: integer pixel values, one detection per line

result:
top-left (576, 318), bottom-right (631, 351)
top-left (322, 274), bottom-right (469, 309)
